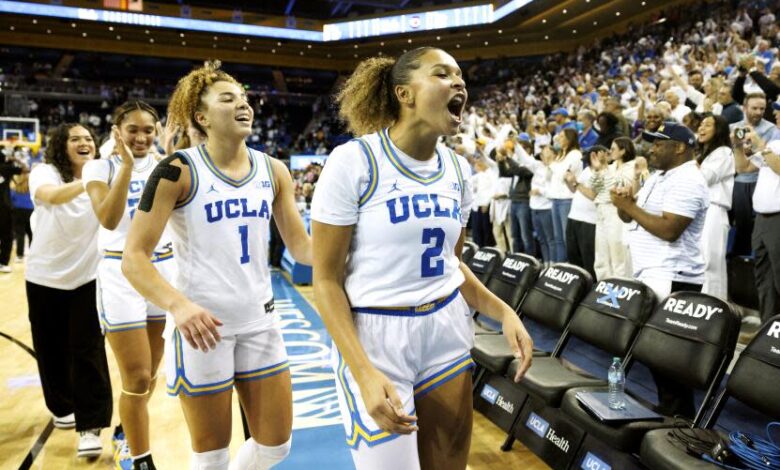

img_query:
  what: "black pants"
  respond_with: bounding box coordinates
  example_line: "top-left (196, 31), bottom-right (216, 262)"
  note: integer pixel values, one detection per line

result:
top-left (566, 218), bottom-right (596, 281)
top-left (12, 207), bottom-right (32, 257)
top-left (27, 280), bottom-right (113, 431)
top-left (730, 180), bottom-right (756, 257)
top-left (471, 208), bottom-right (494, 248)
top-left (0, 203), bottom-right (12, 265)
top-left (652, 281), bottom-right (702, 420)
top-left (753, 213), bottom-right (780, 323)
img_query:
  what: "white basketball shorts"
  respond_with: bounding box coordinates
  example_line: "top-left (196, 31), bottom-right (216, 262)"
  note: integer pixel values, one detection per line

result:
top-left (96, 252), bottom-right (176, 333)
top-left (333, 289), bottom-right (475, 457)
top-left (165, 321), bottom-right (289, 397)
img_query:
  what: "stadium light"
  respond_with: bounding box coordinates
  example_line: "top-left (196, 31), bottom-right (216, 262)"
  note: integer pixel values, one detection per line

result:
top-left (0, 0), bottom-right (322, 41)
top-left (0, 0), bottom-right (537, 42)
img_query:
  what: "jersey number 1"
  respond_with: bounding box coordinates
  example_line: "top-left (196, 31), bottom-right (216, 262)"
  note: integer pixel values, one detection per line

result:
top-left (421, 228), bottom-right (445, 277)
top-left (238, 225), bottom-right (250, 264)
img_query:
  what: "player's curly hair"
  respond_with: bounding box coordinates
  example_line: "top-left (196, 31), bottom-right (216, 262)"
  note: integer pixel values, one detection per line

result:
top-left (167, 59), bottom-right (240, 139)
top-left (336, 47), bottom-right (438, 136)
top-left (44, 123), bottom-right (99, 183)
top-left (113, 100), bottom-right (159, 127)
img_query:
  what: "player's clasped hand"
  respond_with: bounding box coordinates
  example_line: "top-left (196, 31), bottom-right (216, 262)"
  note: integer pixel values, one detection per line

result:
top-left (172, 300), bottom-right (223, 352)
top-left (503, 312), bottom-right (534, 382)
top-left (358, 369), bottom-right (418, 435)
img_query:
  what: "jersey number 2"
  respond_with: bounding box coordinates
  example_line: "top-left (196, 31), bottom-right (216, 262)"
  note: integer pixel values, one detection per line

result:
top-left (421, 228), bottom-right (445, 277)
top-left (238, 225), bottom-right (250, 264)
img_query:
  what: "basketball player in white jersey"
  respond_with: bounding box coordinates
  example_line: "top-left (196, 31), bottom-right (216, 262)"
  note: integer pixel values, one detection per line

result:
top-left (83, 101), bottom-right (175, 470)
top-left (311, 47), bottom-right (534, 469)
top-left (122, 61), bottom-right (311, 470)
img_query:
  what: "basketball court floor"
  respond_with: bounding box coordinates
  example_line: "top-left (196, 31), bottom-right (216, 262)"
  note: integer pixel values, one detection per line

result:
top-left (0, 265), bottom-right (546, 469)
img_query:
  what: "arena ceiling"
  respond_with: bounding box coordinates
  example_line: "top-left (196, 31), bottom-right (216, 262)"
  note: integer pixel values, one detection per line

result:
top-left (0, 0), bottom-right (694, 71)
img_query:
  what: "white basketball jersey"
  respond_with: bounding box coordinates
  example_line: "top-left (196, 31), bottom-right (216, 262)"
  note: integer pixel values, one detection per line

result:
top-left (344, 129), bottom-right (468, 307)
top-left (91, 155), bottom-right (172, 256)
top-left (169, 145), bottom-right (276, 332)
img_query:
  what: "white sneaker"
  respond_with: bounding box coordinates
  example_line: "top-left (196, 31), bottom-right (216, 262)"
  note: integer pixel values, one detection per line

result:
top-left (0, 264), bottom-right (11, 273)
top-left (52, 413), bottom-right (76, 429)
top-left (15, 256), bottom-right (24, 264)
top-left (78, 429), bottom-right (102, 459)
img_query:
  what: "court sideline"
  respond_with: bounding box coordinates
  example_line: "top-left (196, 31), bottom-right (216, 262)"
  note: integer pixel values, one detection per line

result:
top-left (0, 265), bottom-right (547, 469)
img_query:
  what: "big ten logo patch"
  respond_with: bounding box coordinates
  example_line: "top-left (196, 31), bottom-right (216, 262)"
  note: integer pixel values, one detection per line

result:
top-left (595, 281), bottom-right (641, 309)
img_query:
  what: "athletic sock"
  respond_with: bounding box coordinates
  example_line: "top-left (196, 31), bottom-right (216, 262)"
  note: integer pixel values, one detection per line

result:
top-left (132, 452), bottom-right (156, 470)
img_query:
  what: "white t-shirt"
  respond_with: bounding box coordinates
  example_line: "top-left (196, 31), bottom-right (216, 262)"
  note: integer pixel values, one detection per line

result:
top-left (628, 160), bottom-right (709, 283)
top-left (471, 167), bottom-right (497, 208)
top-left (524, 155), bottom-right (552, 211)
top-left (752, 142), bottom-right (780, 214)
top-left (26, 164), bottom-right (99, 289)
top-left (547, 150), bottom-right (583, 199)
top-left (568, 167), bottom-right (597, 224)
top-left (311, 130), bottom-right (473, 307)
top-left (699, 146), bottom-right (735, 209)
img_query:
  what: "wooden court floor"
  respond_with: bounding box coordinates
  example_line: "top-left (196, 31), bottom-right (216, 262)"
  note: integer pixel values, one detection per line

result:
top-left (0, 263), bottom-right (547, 469)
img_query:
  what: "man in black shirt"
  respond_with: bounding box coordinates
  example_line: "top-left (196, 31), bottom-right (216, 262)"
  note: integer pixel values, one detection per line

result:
top-left (0, 147), bottom-right (28, 272)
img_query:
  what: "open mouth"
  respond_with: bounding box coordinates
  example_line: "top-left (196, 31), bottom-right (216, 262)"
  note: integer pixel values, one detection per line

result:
top-left (76, 148), bottom-right (92, 157)
top-left (235, 114), bottom-right (252, 124)
top-left (447, 94), bottom-right (466, 122)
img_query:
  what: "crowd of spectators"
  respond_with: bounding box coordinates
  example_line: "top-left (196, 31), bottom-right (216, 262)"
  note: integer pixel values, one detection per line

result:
top-left (448, 0), bottom-right (780, 331)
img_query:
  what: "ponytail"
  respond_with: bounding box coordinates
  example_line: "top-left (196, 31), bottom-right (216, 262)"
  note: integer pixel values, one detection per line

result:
top-left (336, 47), bottom-right (439, 136)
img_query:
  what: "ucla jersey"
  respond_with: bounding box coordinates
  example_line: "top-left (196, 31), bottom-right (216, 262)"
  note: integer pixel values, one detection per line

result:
top-left (344, 128), bottom-right (469, 308)
top-left (169, 145), bottom-right (276, 333)
top-left (89, 155), bottom-right (172, 256)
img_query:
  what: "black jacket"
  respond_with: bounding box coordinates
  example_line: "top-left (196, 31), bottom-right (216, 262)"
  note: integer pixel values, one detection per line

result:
top-left (497, 158), bottom-right (533, 202)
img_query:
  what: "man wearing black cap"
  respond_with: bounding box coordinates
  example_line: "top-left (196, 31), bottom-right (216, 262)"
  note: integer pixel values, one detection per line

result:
top-left (611, 122), bottom-right (710, 419)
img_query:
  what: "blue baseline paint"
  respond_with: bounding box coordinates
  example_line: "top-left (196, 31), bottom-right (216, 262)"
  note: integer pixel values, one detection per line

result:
top-left (271, 272), bottom-right (354, 470)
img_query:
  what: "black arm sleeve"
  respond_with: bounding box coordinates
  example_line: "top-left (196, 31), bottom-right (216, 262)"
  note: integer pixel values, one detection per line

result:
top-left (750, 71), bottom-right (780, 99)
top-left (498, 158), bottom-right (533, 178)
top-left (732, 74), bottom-right (747, 105)
top-left (137, 153), bottom-right (186, 213)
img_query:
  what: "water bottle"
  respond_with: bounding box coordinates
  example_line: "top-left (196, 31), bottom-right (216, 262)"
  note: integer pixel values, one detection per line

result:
top-left (608, 357), bottom-right (626, 410)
